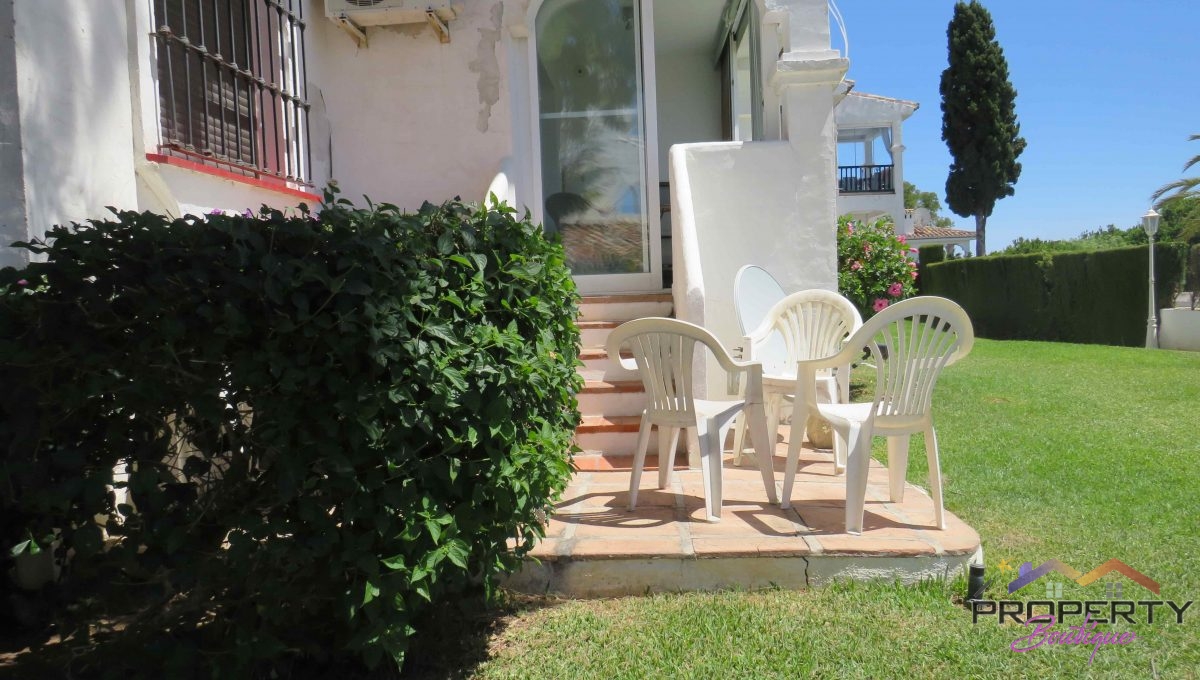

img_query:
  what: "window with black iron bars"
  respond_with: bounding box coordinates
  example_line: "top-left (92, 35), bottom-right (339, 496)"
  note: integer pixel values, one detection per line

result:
top-left (153, 0), bottom-right (311, 183)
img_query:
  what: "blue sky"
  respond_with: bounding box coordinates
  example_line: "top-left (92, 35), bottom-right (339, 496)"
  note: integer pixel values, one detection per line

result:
top-left (834, 0), bottom-right (1200, 251)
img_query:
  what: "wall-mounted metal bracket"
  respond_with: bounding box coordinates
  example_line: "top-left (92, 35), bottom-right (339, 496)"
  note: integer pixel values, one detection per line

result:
top-left (426, 10), bottom-right (450, 43)
top-left (332, 13), bottom-right (367, 48)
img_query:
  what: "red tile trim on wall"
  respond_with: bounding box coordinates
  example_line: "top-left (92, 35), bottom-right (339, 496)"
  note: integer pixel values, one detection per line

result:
top-left (145, 153), bottom-right (322, 203)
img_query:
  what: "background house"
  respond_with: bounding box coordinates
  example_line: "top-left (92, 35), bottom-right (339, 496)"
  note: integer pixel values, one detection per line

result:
top-left (1, 0), bottom-right (849, 395)
top-left (834, 90), bottom-right (915, 229)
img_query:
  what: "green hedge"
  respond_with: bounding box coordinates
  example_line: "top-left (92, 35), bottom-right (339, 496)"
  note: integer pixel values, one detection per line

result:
top-left (915, 245), bottom-right (946, 294)
top-left (0, 195), bottom-right (581, 675)
top-left (921, 244), bottom-right (1187, 345)
top-left (1188, 244), bottom-right (1200, 294)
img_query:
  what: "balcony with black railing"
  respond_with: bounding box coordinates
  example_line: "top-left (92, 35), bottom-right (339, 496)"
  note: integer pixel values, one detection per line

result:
top-left (838, 164), bottom-right (894, 194)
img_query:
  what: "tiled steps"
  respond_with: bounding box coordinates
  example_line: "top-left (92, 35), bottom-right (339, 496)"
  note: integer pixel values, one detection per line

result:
top-left (574, 292), bottom-right (678, 466)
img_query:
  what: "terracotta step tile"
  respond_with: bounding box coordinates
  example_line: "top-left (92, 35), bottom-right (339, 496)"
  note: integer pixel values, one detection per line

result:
top-left (581, 379), bottom-right (643, 394)
top-left (576, 415), bottom-right (641, 434)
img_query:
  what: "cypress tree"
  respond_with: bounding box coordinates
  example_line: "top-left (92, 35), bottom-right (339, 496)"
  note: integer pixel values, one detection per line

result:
top-left (940, 1), bottom-right (1026, 256)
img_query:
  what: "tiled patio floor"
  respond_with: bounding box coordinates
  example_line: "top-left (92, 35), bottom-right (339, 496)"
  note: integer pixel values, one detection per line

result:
top-left (506, 428), bottom-right (981, 597)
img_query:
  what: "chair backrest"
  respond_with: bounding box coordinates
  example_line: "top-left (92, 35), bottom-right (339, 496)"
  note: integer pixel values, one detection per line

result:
top-left (606, 317), bottom-right (745, 417)
top-left (851, 297), bottom-right (974, 426)
top-left (755, 289), bottom-right (863, 375)
top-left (733, 265), bottom-right (786, 335)
top-left (733, 264), bottom-right (787, 370)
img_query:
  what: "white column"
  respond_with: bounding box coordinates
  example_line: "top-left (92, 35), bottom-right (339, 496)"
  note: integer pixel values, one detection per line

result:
top-left (890, 122), bottom-right (906, 227)
top-left (771, 51), bottom-right (848, 278)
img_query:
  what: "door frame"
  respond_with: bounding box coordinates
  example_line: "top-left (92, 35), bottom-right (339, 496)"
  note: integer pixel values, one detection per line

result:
top-left (525, 0), bottom-right (663, 294)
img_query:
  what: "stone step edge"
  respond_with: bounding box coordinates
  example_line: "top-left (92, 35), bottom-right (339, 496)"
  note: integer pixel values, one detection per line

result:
top-left (572, 452), bottom-right (681, 472)
top-left (577, 320), bottom-right (620, 330)
top-left (580, 292), bottom-right (672, 305)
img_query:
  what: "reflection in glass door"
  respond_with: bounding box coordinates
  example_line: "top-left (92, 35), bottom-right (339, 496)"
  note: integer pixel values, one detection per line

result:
top-left (535, 0), bottom-right (660, 292)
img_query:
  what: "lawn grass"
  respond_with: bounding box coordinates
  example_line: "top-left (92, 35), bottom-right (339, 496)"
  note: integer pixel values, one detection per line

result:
top-left (458, 339), bottom-right (1200, 679)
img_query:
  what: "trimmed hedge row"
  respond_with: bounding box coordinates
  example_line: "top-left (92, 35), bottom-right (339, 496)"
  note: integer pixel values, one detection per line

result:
top-left (921, 244), bottom-right (1187, 346)
top-left (0, 195), bottom-right (582, 675)
top-left (1188, 244), bottom-right (1200, 295)
top-left (915, 245), bottom-right (946, 294)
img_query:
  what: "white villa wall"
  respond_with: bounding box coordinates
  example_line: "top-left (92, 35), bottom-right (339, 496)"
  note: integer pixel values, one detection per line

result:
top-left (0, 0), bottom-right (26, 268)
top-left (12, 0), bottom-right (139, 241)
top-left (671, 141), bottom-right (838, 398)
top-left (653, 49), bottom-right (722, 184)
top-left (305, 1), bottom-right (515, 211)
top-left (838, 192), bottom-right (902, 226)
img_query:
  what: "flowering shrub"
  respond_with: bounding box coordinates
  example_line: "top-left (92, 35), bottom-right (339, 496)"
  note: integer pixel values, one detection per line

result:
top-left (837, 215), bottom-right (918, 317)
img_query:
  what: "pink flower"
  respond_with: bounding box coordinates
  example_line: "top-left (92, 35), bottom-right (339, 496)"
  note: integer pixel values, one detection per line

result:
top-left (863, 244), bottom-right (873, 255)
top-left (887, 282), bottom-right (903, 297)
top-left (911, 270), bottom-right (919, 279)
top-left (910, 247), bottom-right (919, 254)
top-left (16, 279), bottom-right (28, 286)
top-left (846, 224), bottom-right (854, 234)
top-left (897, 235), bottom-right (907, 244)
top-left (908, 261), bottom-right (918, 268)
top-left (873, 298), bottom-right (890, 313)
top-left (850, 261), bottom-right (863, 271)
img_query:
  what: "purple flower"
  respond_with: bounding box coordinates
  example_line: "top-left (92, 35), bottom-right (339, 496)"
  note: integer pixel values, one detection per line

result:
top-left (873, 298), bottom-right (890, 313)
top-left (207, 208), bottom-right (225, 216)
top-left (16, 279), bottom-right (28, 286)
top-left (888, 282), bottom-right (903, 297)
top-left (242, 209), bottom-right (255, 218)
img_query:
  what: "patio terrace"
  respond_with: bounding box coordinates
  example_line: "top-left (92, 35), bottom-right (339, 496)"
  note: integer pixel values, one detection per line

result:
top-left (507, 426), bottom-right (981, 598)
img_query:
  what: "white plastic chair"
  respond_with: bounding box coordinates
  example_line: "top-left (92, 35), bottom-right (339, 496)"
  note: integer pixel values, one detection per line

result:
top-left (606, 318), bottom-right (780, 521)
top-left (729, 265), bottom-right (788, 459)
top-left (733, 265), bottom-right (788, 348)
top-left (781, 297), bottom-right (974, 534)
top-left (733, 290), bottom-right (863, 471)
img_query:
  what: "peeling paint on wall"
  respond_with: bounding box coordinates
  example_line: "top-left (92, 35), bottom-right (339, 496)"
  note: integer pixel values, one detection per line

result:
top-left (468, 3), bottom-right (503, 133)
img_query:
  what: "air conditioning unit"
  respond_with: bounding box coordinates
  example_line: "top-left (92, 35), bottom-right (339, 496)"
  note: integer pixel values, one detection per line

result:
top-left (325, 0), bottom-right (456, 27)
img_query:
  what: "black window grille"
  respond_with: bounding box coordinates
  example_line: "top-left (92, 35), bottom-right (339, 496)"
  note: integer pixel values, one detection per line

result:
top-left (153, 0), bottom-right (311, 183)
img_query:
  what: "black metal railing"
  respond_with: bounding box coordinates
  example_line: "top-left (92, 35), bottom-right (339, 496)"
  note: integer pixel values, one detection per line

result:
top-left (838, 164), bottom-right (894, 194)
top-left (154, 0), bottom-right (310, 183)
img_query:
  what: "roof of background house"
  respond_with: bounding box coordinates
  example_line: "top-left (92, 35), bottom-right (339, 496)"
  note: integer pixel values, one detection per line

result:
top-left (845, 91), bottom-right (919, 111)
top-left (911, 226), bottom-right (977, 239)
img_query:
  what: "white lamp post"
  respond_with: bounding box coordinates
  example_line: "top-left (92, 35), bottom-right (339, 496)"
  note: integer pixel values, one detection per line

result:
top-left (1143, 208), bottom-right (1161, 349)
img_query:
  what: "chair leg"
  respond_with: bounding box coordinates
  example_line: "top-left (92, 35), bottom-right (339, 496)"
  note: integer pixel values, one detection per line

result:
top-left (924, 426), bottom-right (945, 530)
top-left (844, 422), bottom-right (872, 535)
top-left (731, 415), bottom-right (749, 467)
top-left (657, 426), bottom-right (681, 488)
top-left (628, 412), bottom-right (652, 511)
top-left (741, 401), bottom-right (779, 505)
top-left (838, 363), bottom-right (851, 403)
top-left (694, 422), bottom-right (722, 521)
top-left (780, 401), bottom-right (809, 509)
top-left (765, 394), bottom-right (782, 454)
top-left (887, 435), bottom-right (911, 502)
top-left (832, 431), bottom-right (847, 475)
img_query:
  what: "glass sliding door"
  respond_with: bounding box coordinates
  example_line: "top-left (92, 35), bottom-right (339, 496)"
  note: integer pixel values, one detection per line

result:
top-left (535, 0), bottom-right (661, 292)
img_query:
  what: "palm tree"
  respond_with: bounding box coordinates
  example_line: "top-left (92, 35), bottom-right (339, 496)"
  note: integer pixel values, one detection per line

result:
top-left (1152, 134), bottom-right (1200, 208)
